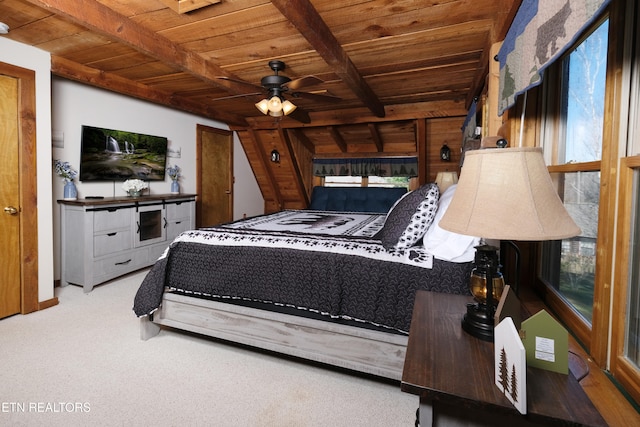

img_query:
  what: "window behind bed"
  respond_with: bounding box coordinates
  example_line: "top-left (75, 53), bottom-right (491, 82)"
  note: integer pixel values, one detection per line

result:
top-left (314, 157), bottom-right (416, 189)
top-left (324, 176), bottom-right (410, 189)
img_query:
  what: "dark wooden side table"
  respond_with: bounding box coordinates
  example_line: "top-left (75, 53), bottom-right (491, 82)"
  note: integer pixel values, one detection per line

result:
top-left (401, 290), bottom-right (607, 426)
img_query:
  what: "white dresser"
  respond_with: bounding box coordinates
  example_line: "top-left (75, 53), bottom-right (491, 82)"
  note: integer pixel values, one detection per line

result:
top-left (58, 194), bottom-right (196, 293)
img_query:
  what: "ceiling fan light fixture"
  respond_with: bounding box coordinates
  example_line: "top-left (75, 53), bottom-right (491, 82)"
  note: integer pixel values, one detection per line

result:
top-left (256, 94), bottom-right (296, 117)
top-left (267, 95), bottom-right (282, 113)
top-left (282, 100), bottom-right (297, 115)
top-left (255, 99), bottom-right (270, 115)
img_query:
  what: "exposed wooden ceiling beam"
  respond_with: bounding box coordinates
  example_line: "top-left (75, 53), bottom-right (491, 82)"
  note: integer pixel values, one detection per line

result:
top-left (270, 0), bottom-right (386, 118)
top-left (241, 99), bottom-right (467, 130)
top-left (51, 56), bottom-right (247, 126)
top-left (466, 33), bottom-right (491, 108)
top-left (290, 129), bottom-right (315, 154)
top-left (26, 0), bottom-right (254, 97)
top-left (466, 0), bottom-right (522, 106)
top-left (327, 126), bottom-right (348, 153)
top-left (368, 123), bottom-right (384, 152)
top-left (279, 128), bottom-right (310, 206)
top-left (496, 0), bottom-right (524, 41)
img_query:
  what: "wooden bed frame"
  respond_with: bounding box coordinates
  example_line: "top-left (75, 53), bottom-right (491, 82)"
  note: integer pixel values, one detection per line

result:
top-left (140, 291), bottom-right (408, 380)
top-left (138, 187), bottom-right (424, 381)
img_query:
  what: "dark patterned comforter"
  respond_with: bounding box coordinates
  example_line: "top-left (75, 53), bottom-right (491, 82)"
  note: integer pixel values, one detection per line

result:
top-left (133, 211), bottom-right (472, 333)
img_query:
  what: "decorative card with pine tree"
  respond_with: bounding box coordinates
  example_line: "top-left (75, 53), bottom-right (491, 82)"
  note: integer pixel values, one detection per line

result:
top-left (495, 317), bottom-right (527, 415)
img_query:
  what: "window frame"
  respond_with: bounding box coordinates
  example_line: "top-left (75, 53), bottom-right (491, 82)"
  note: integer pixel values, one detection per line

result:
top-left (318, 175), bottom-right (418, 190)
top-left (607, 0), bottom-right (640, 404)
top-left (537, 7), bottom-right (623, 368)
top-left (611, 156), bottom-right (640, 403)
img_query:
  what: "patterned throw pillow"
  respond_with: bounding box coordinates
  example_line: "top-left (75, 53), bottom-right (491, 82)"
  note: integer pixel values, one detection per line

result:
top-left (377, 183), bottom-right (440, 249)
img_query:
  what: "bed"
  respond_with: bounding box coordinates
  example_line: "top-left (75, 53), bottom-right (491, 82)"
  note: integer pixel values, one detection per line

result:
top-left (134, 185), bottom-right (478, 380)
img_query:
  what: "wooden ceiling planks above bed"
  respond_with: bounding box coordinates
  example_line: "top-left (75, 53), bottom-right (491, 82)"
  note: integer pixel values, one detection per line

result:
top-left (5, 0), bottom-right (519, 127)
top-left (3, 0), bottom-right (521, 208)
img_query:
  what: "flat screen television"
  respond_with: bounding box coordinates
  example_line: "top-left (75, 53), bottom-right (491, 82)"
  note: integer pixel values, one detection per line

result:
top-left (79, 125), bottom-right (168, 181)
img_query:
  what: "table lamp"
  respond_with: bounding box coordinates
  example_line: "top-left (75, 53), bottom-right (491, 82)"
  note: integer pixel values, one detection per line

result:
top-left (435, 171), bottom-right (458, 193)
top-left (438, 146), bottom-right (580, 341)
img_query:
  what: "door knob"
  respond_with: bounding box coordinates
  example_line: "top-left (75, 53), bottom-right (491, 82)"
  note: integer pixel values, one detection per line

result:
top-left (4, 206), bottom-right (18, 215)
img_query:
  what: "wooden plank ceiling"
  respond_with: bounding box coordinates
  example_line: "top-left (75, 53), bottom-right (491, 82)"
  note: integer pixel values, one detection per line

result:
top-left (0, 0), bottom-right (519, 154)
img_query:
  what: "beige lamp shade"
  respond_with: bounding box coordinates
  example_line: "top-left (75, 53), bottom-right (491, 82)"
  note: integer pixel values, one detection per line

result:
top-left (438, 147), bottom-right (580, 241)
top-left (435, 171), bottom-right (459, 193)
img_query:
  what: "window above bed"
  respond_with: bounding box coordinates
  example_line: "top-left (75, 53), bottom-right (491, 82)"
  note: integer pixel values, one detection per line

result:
top-left (314, 157), bottom-right (416, 189)
top-left (324, 176), bottom-right (409, 189)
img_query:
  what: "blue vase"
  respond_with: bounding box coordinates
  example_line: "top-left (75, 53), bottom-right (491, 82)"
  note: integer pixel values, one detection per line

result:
top-left (171, 180), bottom-right (180, 194)
top-left (63, 181), bottom-right (77, 200)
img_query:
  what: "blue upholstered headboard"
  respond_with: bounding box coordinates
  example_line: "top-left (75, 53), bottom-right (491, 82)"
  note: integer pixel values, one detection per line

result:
top-left (308, 186), bottom-right (407, 213)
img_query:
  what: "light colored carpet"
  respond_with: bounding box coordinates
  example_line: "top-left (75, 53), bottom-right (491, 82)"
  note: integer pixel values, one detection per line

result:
top-left (0, 270), bottom-right (417, 426)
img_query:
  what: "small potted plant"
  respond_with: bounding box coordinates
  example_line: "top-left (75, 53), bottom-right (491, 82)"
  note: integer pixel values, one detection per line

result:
top-left (122, 179), bottom-right (148, 197)
top-left (167, 164), bottom-right (181, 194)
top-left (54, 159), bottom-right (78, 200)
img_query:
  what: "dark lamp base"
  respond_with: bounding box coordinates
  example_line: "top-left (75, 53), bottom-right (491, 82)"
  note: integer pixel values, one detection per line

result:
top-left (461, 303), bottom-right (494, 342)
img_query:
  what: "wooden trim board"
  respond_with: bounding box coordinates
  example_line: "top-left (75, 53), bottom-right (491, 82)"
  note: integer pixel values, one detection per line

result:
top-left (141, 292), bottom-right (408, 380)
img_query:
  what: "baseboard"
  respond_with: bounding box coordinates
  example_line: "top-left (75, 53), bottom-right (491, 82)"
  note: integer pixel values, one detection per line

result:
top-left (38, 297), bottom-right (59, 311)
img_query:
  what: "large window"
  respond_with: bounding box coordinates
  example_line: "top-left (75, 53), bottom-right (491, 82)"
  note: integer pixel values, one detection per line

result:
top-left (315, 157), bottom-right (415, 189)
top-left (324, 176), bottom-right (410, 188)
top-left (541, 19), bottom-right (609, 325)
top-left (613, 158), bottom-right (640, 403)
top-left (527, 0), bottom-right (640, 405)
top-left (610, 0), bottom-right (640, 401)
top-left (625, 170), bottom-right (640, 366)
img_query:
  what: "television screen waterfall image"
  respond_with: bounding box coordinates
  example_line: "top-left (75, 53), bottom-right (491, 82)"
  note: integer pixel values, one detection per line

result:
top-left (79, 125), bottom-right (168, 181)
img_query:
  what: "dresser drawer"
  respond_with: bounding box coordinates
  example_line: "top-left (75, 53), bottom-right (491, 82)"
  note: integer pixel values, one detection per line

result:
top-left (94, 230), bottom-right (132, 256)
top-left (167, 220), bottom-right (192, 241)
top-left (166, 201), bottom-right (192, 220)
top-left (94, 208), bottom-right (131, 232)
top-left (93, 250), bottom-right (147, 279)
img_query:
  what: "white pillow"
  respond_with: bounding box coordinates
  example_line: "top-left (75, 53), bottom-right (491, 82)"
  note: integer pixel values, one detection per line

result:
top-left (423, 184), bottom-right (480, 262)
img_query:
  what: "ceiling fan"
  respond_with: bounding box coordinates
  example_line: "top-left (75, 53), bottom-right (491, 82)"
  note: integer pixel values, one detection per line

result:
top-left (216, 60), bottom-right (340, 123)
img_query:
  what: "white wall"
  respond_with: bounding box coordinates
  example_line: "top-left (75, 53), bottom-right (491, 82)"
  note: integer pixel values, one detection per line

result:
top-left (1, 36), bottom-right (264, 301)
top-left (0, 37), bottom-right (55, 303)
top-left (52, 77), bottom-right (225, 198)
top-left (233, 131), bottom-right (265, 220)
top-left (51, 77), bottom-right (265, 280)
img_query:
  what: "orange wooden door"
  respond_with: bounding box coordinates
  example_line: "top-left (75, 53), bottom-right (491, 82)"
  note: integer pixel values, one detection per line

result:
top-left (0, 74), bottom-right (22, 318)
top-left (196, 125), bottom-right (233, 227)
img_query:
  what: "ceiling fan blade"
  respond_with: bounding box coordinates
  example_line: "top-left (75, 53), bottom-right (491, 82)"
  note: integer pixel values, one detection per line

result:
top-left (291, 91), bottom-right (341, 103)
top-left (209, 92), bottom-right (262, 101)
top-left (287, 107), bottom-right (311, 124)
top-left (285, 75), bottom-right (323, 91)
top-left (216, 76), bottom-right (263, 92)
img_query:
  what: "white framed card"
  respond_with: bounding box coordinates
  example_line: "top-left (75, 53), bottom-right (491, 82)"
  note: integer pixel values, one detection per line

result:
top-left (495, 317), bottom-right (527, 415)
